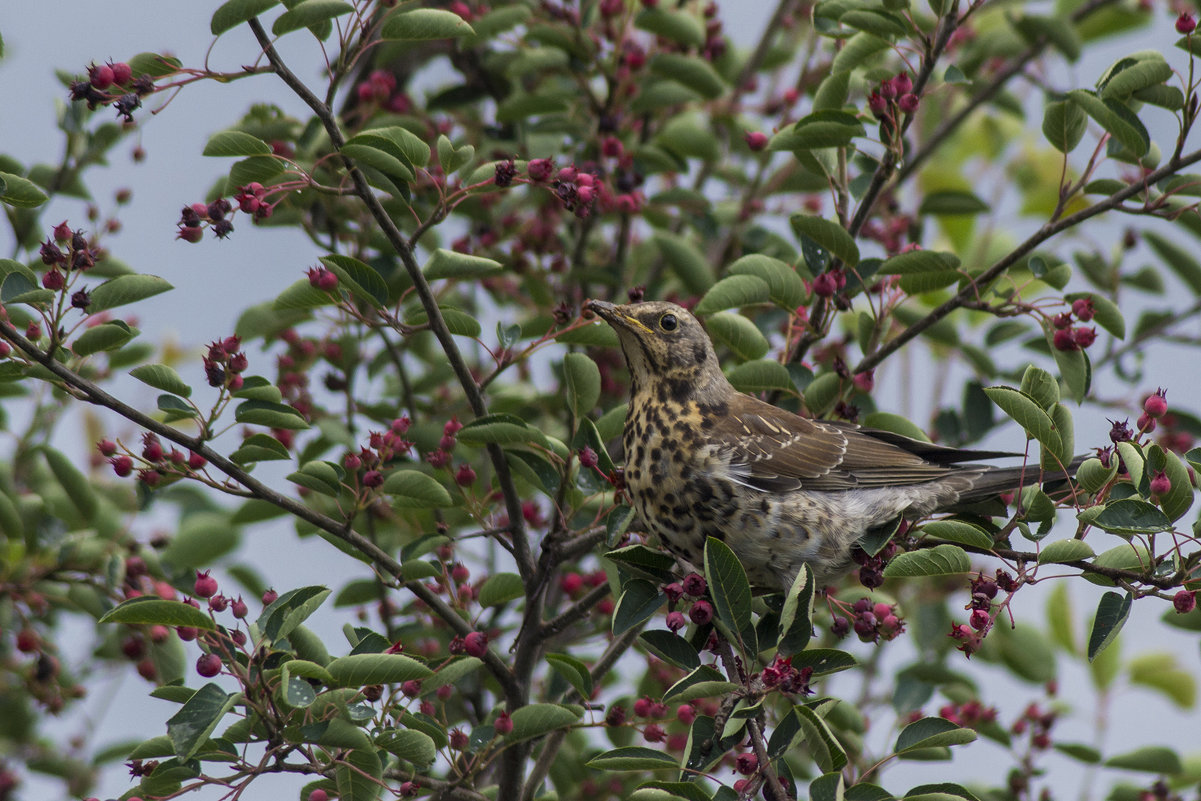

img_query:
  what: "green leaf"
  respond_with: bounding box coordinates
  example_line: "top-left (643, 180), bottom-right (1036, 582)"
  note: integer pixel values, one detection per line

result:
top-left (797, 704), bottom-right (848, 773)
top-left (982, 386), bottom-right (1061, 457)
top-left (1093, 498), bottom-right (1172, 535)
top-left (653, 229), bottom-right (713, 295)
top-left (379, 8), bottom-right (475, 40)
top-left (563, 352), bottom-right (601, 420)
top-left (235, 399), bottom-right (309, 430)
top-left (1143, 230), bottom-right (1201, 295)
top-left (477, 572), bottom-right (524, 607)
top-left (1068, 89), bottom-right (1149, 157)
top-left (382, 470), bottom-right (452, 509)
top-left (638, 630), bottom-right (701, 671)
top-left (202, 130), bottom-right (272, 157)
top-left (1087, 591), bottom-right (1131, 661)
top-left (257, 586), bottom-right (331, 644)
top-left (1053, 742), bottom-right (1102, 764)
top-left (546, 652), bottom-right (593, 700)
top-left (777, 565), bottom-right (815, 657)
top-left (586, 746), bottom-right (680, 772)
top-left (43, 447), bottom-right (99, 519)
top-left (335, 749), bottom-right (382, 801)
top-left (634, 7), bottom-right (705, 47)
top-left (918, 190), bottom-right (989, 216)
top-left (663, 665), bottom-right (738, 703)
top-left (694, 275), bottom-right (771, 314)
top-left (88, 274), bottom-right (173, 312)
top-left (0, 171), bottom-right (48, 208)
top-left (1013, 14), bottom-right (1081, 60)
top-left (895, 717), bottom-right (977, 753)
top-left (878, 249), bottom-right (961, 277)
top-left (128, 51), bottom-right (184, 77)
top-left (161, 512), bottom-right (241, 569)
top-left (771, 110), bottom-right (865, 151)
top-left (613, 579), bottom-right (666, 635)
top-left (726, 360), bottom-right (793, 393)
top-left (211, 0), bottom-right (280, 34)
top-left (650, 54), bottom-right (725, 99)
top-left (320, 254), bottom-right (389, 307)
top-left (327, 653), bottom-right (433, 686)
top-left (72, 322), bottom-right (135, 357)
top-left (830, 32), bottom-right (890, 73)
top-left (271, 0), bottom-right (353, 36)
top-left (1128, 652), bottom-right (1197, 708)
top-left (704, 537), bottom-right (757, 654)
top-left (130, 364), bottom-right (192, 398)
top-left (919, 520), bottom-right (994, 550)
top-left (789, 215), bottom-right (860, 266)
top-left (506, 703), bottom-right (581, 742)
top-left (1100, 58), bottom-right (1173, 101)
top-left (99, 597), bottom-right (216, 630)
top-left (705, 313), bottom-right (769, 361)
top-left (167, 683), bottom-right (237, 759)
top-left (1038, 539), bottom-right (1094, 564)
top-left (423, 249), bottom-right (502, 280)
top-left (458, 414), bottom-right (546, 446)
top-left (376, 728), bottom-right (436, 768)
top-left (727, 255), bottom-right (807, 308)
top-left (1104, 746), bottom-right (1184, 774)
top-left (882, 544), bottom-right (971, 577)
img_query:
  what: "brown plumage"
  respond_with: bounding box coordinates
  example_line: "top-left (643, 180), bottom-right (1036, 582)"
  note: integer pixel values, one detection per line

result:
top-left (587, 299), bottom-right (1075, 591)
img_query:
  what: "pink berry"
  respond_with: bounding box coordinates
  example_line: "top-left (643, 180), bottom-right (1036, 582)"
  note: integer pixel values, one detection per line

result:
top-left (449, 728), bottom-right (469, 749)
top-left (463, 630), bottom-right (488, 657)
top-left (1052, 327), bottom-right (1078, 351)
top-left (1073, 326), bottom-right (1096, 348)
top-left (1178, 12), bottom-right (1196, 34)
top-left (688, 600), bottom-right (714, 626)
top-left (665, 611), bottom-right (686, 631)
top-left (194, 570), bottom-right (218, 598)
top-left (643, 723), bottom-right (665, 743)
top-left (88, 63), bottom-right (115, 89)
top-left (1071, 297), bottom-right (1095, 321)
top-left (1173, 590), bottom-right (1196, 614)
top-left (1144, 390), bottom-right (1168, 418)
top-left (454, 463), bottom-right (477, 486)
top-left (110, 61), bottom-right (133, 85)
top-left (898, 93), bottom-right (919, 114)
top-left (494, 710), bottom-right (514, 735)
top-left (309, 789), bottom-right (330, 801)
top-left (682, 573), bottom-right (707, 597)
top-left (1150, 471), bottom-right (1172, 496)
top-left (744, 131), bottom-right (769, 151)
top-left (735, 752), bottom-right (758, 775)
top-left (560, 572), bottom-right (584, 595)
top-left (579, 446), bottom-right (599, 468)
top-left (111, 455), bottom-right (134, 476)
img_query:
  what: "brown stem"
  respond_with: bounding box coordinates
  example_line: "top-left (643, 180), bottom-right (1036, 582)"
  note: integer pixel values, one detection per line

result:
top-left (245, 18), bottom-right (533, 585)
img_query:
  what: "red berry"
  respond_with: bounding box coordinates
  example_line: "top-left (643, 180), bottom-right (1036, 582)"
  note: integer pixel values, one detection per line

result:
top-left (454, 463), bottom-right (477, 486)
top-left (665, 611), bottom-right (686, 631)
top-left (307, 267), bottom-right (338, 291)
top-left (643, 723), bottom-right (665, 743)
top-left (463, 630), bottom-right (488, 657)
top-left (402, 680), bottom-right (422, 698)
top-left (1173, 590), bottom-right (1196, 614)
top-left (633, 696), bottom-right (653, 717)
top-left (812, 271), bottom-right (838, 297)
top-left (744, 131), bottom-right (769, 151)
top-left (898, 93), bottom-right (919, 114)
top-left (16, 628), bottom-right (39, 653)
top-left (194, 570), bottom-right (218, 598)
top-left (1144, 390), bottom-right (1168, 418)
top-left (137, 658), bottom-right (158, 681)
top-left (494, 710), bottom-right (514, 735)
top-left (97, 439), bottom-right (117, 456)
top-left (89, 63), bottom-right (115, 89)
top-left (449, 728), bottom-right (469, 749)
top-left (231, 596), bottom-right (248, 618)
top-left (1177, 12), bottom-right (1196, 34)
top-left (969, 608), bottom-right (991, 631)
top-left (578, 447), bottom-right (599, 468)
top-left (111, 455), bottom-right (134, 477)
top-left (1052, 327), bottom-right (1078, 351)
top-left (177, 225), bottom-right (203, 243)
top-left (110, 62), bottom-right (133, 86)
top-left (677, 704), bottom-right (696, 725)
top-left (1150, 471), bottom-right (1172, 496)
top-left (196, 653), bottom-right (222, 678)
top-left (309, 789), bottom-right (330, 801)
top-left (560, 572), bottom-right (584, 595)
top-left (1071, 297), bottom-right (1095, 321)
top-left (735, 753), bottom-right (758, 775)
top-left (1073, 326), bottom-right (1096, 348)
top-left (682, 573), bottom-right (707, 597)
top-left (867, 91), bottom-right (888, 118)
top-left (688, 600), bottom-right (714, 626)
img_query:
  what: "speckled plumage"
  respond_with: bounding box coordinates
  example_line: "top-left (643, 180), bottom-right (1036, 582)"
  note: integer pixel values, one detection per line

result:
top-left (588, 299), bottom-right (1062, 591)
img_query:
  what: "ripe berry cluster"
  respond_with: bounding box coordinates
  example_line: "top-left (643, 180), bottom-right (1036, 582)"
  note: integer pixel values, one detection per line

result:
top-left (68, 60), bottom-right (155, 122)
top-left (38, 222), bottom-right (103, 311)
top-left (1050, 297), bottom-right (1098, 351)
top-left (831, 598), bottom-right (906, 643)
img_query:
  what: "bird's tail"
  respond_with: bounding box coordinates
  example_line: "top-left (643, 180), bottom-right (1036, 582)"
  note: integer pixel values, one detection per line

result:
top-left (954, 455), bottom-right (1089, 510)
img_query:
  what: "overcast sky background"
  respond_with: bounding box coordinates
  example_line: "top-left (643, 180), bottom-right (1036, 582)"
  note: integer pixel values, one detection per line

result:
top-left (2, 2), bottom-right (1200, 800)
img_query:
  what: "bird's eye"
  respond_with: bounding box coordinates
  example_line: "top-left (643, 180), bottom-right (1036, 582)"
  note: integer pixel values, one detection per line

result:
top-left (659, 313), bottom-right (678, 332)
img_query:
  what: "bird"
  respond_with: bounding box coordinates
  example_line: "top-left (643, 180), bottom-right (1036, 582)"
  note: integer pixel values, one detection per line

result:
top-left (585, 299), bottom-right (1078, 592)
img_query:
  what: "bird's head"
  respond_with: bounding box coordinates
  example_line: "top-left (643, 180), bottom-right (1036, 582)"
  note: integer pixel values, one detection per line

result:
top-left (585, 300), bottom-right (728, 398)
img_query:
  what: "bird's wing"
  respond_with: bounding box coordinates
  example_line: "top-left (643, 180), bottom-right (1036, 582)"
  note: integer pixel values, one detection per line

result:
top-left (712, 401), bottom-right (956, 493)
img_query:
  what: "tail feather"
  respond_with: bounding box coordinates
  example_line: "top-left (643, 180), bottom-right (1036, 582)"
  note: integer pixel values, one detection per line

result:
top-left (955, 455), bottom-right (1088, 506)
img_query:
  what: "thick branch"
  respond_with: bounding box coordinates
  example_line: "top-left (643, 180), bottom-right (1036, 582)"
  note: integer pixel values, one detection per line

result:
top-left (246, 18), bottom-right (534, 584)
top-left (853, 147), bottom-right (1201, 375)
top-left (0, 317), bottom-right (522, 701)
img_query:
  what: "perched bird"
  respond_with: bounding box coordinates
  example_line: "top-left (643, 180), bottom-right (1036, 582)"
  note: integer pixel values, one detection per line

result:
top-left (586, 299), bottom-right (1076, 592)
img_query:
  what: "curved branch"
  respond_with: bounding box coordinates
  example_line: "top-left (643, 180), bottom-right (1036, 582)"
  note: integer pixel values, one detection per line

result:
top-left (245, 18), bottom-right (533, 584)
